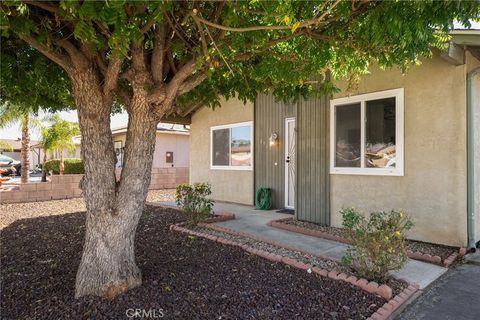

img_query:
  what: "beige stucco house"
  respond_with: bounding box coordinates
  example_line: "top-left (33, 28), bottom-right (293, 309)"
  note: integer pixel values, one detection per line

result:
top-left (68, 123), bottom-right (190, 169)
top-left (187, 31), bottom-right (480, 249)
top-left (68, 123), bottom-right (190, 188)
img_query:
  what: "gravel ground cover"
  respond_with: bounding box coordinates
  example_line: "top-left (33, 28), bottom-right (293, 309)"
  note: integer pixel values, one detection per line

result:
top-left (0, 189), bottom-right (175, 230)
top-left (281, 218), bottom-right (459, 261)
top-left (406, 240), bottom-right (458, 260)
top-left (1, 205), bottom-right (385, 319)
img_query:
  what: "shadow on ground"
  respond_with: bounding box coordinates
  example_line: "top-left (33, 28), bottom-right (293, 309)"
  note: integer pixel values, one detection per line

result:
top-left (1, 206), bottom-right (384, 319)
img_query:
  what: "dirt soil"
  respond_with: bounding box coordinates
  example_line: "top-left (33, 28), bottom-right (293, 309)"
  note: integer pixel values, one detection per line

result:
top-left (1, 205), bottom-right (385, 320)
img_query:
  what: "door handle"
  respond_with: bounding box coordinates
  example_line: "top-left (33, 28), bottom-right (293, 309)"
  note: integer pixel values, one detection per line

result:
top-left (286, 156), bottom-right (290, 163)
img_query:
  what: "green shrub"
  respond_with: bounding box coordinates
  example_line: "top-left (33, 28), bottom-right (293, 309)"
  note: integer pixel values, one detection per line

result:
top-left (64, 158), bottom-right (84, 174)
top-left (175, 183), bottom-right (214, 226)
top-left (43, 158), bottom-right (84, 174)
top-left (341, 208), bottom-right (414, 283)
top-left (43, 159), bottom-right (60, 174)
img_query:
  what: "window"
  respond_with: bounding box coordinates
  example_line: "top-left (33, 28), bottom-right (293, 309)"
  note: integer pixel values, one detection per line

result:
top-left (211, 121), bottom-right (253, 170)
top-left (330, 88), bottom-right (404, 176)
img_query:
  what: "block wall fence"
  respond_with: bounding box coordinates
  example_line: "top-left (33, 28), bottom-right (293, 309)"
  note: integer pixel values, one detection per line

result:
top-left (0, 167), bottom-right (189, 204)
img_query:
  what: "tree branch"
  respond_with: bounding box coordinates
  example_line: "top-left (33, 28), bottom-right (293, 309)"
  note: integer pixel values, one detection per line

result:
top-left (103, 56), bottom-right (123, 105)
top-left (57, 39), bottom-right (89, 70)
top-left (192, 0), bottom-right (341, 33)
top-left (178, 69), bottom-right (208, 96)
top-left (151, 23), bottom-right (166, 84)
top-left (17, 34), bottom-right (71, 72)
top-left (24, 1), bottom-right (59, 15)
top-left (192, 12), bottom-right (209, 56)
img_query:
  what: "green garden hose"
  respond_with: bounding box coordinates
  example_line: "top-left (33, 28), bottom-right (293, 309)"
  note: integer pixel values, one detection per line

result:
top-left (255, 187), bottom-right (272, 210)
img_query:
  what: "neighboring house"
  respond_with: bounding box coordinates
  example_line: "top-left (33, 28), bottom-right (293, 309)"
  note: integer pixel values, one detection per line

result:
top-left (66, 123), bottom-right (190, 169)
top-left (0, 138), bottom-right (44, 167)
top-left (185, 30), bottom-right (480, 249)
top-left (71, 123), bottom-right (190, 188)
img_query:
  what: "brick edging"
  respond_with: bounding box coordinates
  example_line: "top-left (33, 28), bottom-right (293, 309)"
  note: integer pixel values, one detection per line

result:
top-left (368, 284), bottom-right (420, 320)
top-left (204, 212), bottom-right (236, 223)
top-left (268, 217), bottom-right (461, 267)
top-left (200, 222), bottom-right (337, 263)
top-left (170, 223), bottom-right (397, 301)
top-left (145, 203), bottom-right (235, 223)
top-left (268, 218), bottom-right (349, 244)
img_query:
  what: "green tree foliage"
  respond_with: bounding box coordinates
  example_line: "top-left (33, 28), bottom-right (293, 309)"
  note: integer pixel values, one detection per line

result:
top-left (41, 116), bottom-right (80, 155)
top-left (0, 36), bottom-right (72, 114)
top-left (1, 1), bottom-right (478, 109)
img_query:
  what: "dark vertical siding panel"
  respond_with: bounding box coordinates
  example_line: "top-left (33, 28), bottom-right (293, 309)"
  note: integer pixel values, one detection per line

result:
top-left (296, 95), bottom-right (330, 224)
top-left (254, 94), bottom-right (296, 209)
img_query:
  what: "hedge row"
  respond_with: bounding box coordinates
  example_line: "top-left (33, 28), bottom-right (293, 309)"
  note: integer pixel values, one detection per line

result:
top-left (44, 158), bottom-right (84, 174)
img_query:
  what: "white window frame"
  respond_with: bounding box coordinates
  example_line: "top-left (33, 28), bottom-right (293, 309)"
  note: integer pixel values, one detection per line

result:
top-left (210, 121), bottom-right (254, 171)
top-left (330, 88), bottom-right (404, 176)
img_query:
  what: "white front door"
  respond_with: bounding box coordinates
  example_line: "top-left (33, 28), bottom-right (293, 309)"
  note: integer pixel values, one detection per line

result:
top-left (285, 118), bottom-right (296, 209)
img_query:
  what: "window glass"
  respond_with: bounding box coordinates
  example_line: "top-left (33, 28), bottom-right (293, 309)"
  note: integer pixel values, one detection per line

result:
top-left (335, 103), bottom-right (361, 167)
top-left (365, 98), bottom-right (396, 168)
top-left (212, 128), bottom-right (229, 166)
top-left (231, 126), bottom-right (252, 166)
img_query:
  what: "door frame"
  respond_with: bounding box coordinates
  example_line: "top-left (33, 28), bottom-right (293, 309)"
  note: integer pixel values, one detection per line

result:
top-left (284, 117), bottom-right (296, 209)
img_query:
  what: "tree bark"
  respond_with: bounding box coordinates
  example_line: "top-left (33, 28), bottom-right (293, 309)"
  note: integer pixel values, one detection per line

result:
top-left (72, 68), bottom-right (160, 299)
top-left (41, 150), bottom-right (47, 182)
top-left (73, 68), bottom-right (126, 299)
top-left (59, 151), bottom-right (64, 175)
top-left (20, 113), bottom-right (30, 183)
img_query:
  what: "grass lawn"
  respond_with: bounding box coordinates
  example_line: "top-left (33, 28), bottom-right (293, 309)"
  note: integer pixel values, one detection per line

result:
top-left (1, 200), bottom-right (385, 319)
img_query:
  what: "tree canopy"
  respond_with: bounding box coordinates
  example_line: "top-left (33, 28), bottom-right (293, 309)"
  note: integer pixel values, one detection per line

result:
top-left (2, 1), bottom-right (478, 113)
top-left (0, 36), bottom-right (72, 114)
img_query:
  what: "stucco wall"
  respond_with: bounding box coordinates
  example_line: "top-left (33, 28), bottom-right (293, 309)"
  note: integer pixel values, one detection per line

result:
top-left (330, 51), bottom-right (470, 246)
top-left (153, 133), bottom-right (189, 168)
top-left (190, 97), bottom-right (254, 205)
top-left (112, 131), bottom-right (189, 169)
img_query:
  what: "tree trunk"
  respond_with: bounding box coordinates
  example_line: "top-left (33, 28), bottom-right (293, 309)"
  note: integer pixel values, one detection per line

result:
top-left (41, 150), bottom-right (47, 182)
top-left (59, 151), bottom-right (64, 175)
top-left (20, 113), bottom-right (30, 183)
top-left (72, 69), bottom-right (159, 299)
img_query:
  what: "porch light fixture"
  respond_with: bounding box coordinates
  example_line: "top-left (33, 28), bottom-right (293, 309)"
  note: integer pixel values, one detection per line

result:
top-left (269, 132), bottom-right (278, 147)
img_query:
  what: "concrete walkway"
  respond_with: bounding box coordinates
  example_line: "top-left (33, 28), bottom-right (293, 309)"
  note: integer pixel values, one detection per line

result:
top-left (397, 263), bottom-right (480, 320)
top-left (160, 201), bottom-right (447, 289)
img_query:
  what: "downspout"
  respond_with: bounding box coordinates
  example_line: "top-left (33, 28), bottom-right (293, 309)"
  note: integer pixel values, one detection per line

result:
top-left (467, 66), bottom-right (480, 252)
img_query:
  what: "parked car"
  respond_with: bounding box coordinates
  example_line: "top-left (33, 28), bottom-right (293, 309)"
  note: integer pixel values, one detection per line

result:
top-left (0, 155), bottom-right (21, 176)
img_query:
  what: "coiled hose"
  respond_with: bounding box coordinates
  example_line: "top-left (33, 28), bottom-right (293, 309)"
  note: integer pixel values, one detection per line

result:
top-left (255, 187), bottom-right (272, 210)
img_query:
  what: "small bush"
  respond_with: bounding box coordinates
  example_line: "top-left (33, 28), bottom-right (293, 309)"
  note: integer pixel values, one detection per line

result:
top-left (64, 158), bottom-right (84, 174)
top-left (43, 158), bottom-right (84, 174)
top-left (341, 208), bottom-right (414, 283)
top-left (175, 183), bottom-right (214, 226)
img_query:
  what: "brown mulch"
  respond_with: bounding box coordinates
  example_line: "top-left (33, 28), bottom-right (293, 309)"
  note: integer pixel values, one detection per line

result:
top-left (1, 205), bottom-right (385, 320)
top-left (281, 218), bottom-right (459, 261)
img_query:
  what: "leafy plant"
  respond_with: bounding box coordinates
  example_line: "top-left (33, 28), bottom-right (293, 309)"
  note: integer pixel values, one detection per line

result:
top-left (44, 158), bottom-right (84, 175)
top-left (175, 183), bottom-right (214, 226)
top-left (341, 208), bottom-right (414, 283)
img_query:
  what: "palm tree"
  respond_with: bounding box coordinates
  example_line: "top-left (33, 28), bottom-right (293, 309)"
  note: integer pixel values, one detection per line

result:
top-left (41, 115), bottom-right (80, 175)
top-left (0, 104), bottom-right (41, 183)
